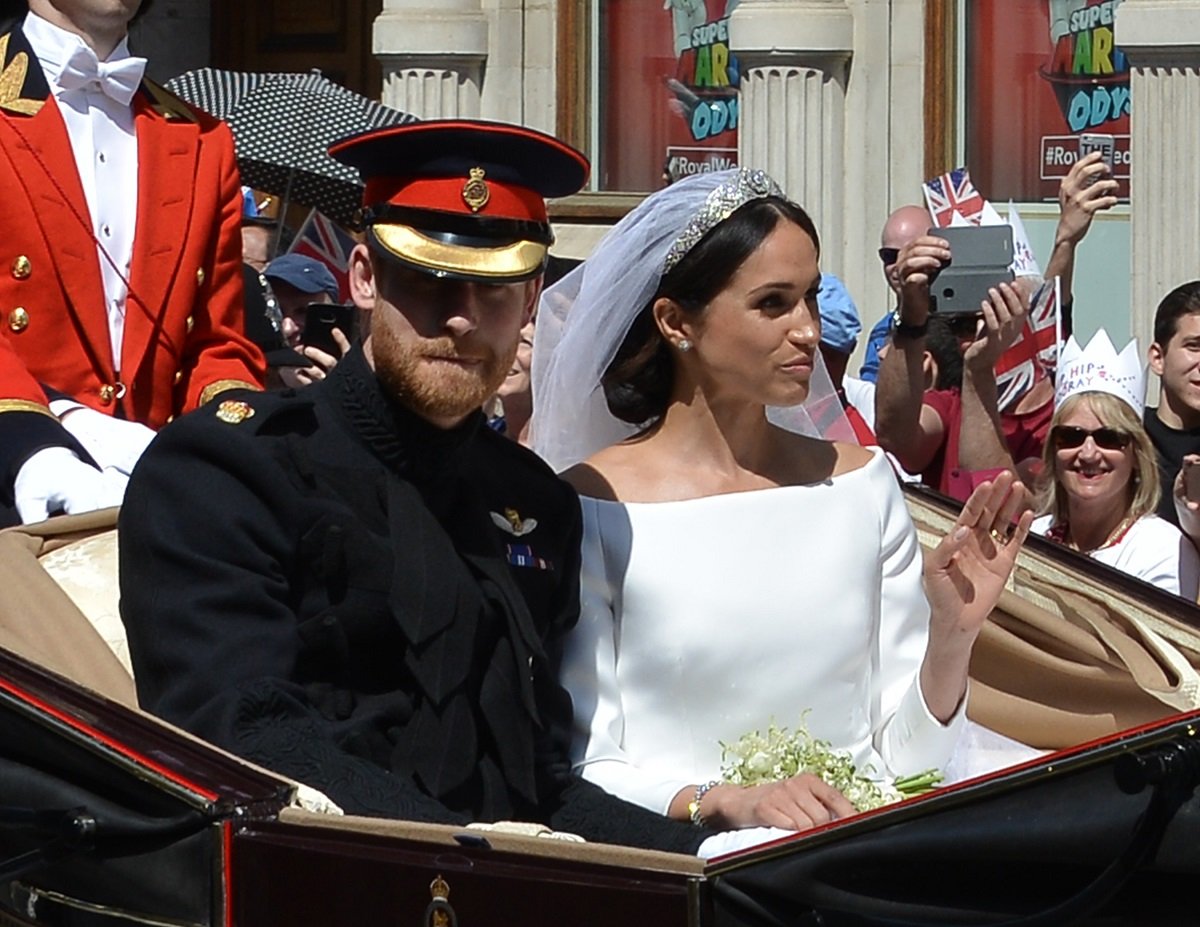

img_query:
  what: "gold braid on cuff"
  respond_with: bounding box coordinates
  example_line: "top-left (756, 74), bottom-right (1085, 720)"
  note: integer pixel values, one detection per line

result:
top-left (199, 379), bottom-right (262, 407)
top-left (0, 399), bottom-right (56, 417)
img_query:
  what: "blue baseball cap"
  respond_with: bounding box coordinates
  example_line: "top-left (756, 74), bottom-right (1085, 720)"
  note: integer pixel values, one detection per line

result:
top-left (264, 254), bottom-right (340, 300)
top-left (817, 273), bottom-right (861, 355)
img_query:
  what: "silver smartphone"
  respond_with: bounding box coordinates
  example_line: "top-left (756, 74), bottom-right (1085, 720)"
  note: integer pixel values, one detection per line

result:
top-left (1079, 133), bottom-right (1115, 187)
top-left (927, 225), bottom-right (1015, 316)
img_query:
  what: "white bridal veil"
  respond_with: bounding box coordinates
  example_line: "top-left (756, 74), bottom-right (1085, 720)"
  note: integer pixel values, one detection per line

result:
top-left (530, 168), bottom-right (854, 473)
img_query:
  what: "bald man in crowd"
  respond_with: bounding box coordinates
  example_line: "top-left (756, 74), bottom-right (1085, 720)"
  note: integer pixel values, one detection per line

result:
top-left (860, 205), bottom-right (931, 382)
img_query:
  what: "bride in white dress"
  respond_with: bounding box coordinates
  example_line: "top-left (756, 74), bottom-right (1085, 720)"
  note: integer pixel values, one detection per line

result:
top-left (531, 169), bottom-right (1032, 834)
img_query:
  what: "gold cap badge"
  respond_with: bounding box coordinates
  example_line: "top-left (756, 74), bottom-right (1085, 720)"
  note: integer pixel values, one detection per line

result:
top-left (215, 399), bottom-right (255, 424)
top-left (462, 167), bottom-right (490, 213)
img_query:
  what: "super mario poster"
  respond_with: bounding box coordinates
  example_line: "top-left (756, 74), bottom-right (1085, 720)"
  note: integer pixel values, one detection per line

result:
top-left (966, 0), bottom-right (1130, 202)
top-left (598, 0), bottom-right (740, 191)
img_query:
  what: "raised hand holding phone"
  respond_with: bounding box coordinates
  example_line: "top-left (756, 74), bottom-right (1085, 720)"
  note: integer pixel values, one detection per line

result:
top-left (1056, 150), bottom-right (1118, 249)
top-left (279, 305), bottom-right (357, 388)
top-left (301, 304), bottom-right (358, 357)
top-left (1078, 133), bottom-right (1115, 188)
top-left (1171, 455), bottom-right (1200, 547)
top-left (1185, 457), bottom-right (1200, 505)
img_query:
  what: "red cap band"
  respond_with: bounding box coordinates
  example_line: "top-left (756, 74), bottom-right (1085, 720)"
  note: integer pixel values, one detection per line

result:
top-left (362, 175), bottom-right (548, 223)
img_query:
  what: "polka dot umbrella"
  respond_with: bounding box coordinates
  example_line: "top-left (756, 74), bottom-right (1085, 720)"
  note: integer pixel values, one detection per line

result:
top-left (165, 68), bottom-right (416, 225)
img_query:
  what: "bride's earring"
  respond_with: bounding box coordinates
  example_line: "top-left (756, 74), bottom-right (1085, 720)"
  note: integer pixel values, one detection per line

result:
top-left (677, 339), bottom-right (692, 352)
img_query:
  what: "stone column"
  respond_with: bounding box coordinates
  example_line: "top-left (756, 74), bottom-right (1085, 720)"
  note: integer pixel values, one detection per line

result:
top-left (373, 0), bottom-right (488, 119)
top-left (730, 1), bottom-right (853, 275)
top-left (1116, 0), bottom-right (1200, 345)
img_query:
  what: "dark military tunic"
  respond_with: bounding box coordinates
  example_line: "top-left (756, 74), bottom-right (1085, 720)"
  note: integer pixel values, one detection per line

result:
top-left (119, 346), bottom-right (704, 852)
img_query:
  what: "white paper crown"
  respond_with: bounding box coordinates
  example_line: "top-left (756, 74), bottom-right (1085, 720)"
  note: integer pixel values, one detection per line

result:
top-left (1054, 330), bottom-right (1145, 416)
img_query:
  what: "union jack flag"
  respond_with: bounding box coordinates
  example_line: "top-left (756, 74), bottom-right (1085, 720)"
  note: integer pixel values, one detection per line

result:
top-left (923, 167), bottom-right (987, 228)
top-left (995, 277), bottom-right (1060, 412)
top-left (288, 209), bottom-right (358, 301)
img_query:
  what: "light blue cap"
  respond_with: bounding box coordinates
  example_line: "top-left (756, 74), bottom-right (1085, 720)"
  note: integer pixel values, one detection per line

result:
top-left (817, 273), bottom-right (861, 354)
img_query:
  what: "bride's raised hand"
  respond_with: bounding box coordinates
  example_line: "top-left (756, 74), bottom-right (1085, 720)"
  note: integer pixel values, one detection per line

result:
top-left (702, 775), bottom-right (856, 831)
top-left (923, 470), bottom-right (1033, 641)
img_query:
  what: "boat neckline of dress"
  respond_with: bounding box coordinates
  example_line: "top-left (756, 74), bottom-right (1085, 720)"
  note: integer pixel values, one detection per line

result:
top-left (577, 445), bottom-right (885, 507)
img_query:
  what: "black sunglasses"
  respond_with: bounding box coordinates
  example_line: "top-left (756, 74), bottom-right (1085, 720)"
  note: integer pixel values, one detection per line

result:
top-left (944, 314), bottom-right (982, 338)
top-left (878, 247), bottom-right (900, 266)
top-left (1051, 425), bottom-right (1133, 451)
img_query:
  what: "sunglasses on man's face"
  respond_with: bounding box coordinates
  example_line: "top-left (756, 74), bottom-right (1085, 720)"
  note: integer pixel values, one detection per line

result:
top-left (1051, 425), bottom-right (1133, 451)
top-left (878, 247), bottom-right (900, 266)
top-left (944, 314), bottom-right (982, 338)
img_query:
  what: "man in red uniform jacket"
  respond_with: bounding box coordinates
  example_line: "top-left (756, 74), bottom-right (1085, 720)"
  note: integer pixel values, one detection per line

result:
top-left (0, 0), bottom-right (264, 525)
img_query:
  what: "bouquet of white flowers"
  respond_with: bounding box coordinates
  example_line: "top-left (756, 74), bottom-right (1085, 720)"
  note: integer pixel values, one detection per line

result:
top-left (720, 718), bottom-right (942, 813)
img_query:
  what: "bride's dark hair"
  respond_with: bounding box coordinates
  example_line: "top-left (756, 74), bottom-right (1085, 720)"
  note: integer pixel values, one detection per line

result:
top-left (601, 196), bottom-right (819, 425)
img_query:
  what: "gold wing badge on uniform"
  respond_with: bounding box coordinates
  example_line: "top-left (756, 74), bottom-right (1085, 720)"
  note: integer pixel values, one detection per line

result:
top-left (490, 507), bottom-right (537, 536)
top-left (141, 79), bottom-right (199, 122)
top-left (493, 508), bottom-right (552, 570)
top-left (0, 34), bottom-right (45, 116)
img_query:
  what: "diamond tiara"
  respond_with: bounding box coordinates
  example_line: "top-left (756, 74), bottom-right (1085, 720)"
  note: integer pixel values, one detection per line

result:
top-left (663, 168), bottom-right (785, 274)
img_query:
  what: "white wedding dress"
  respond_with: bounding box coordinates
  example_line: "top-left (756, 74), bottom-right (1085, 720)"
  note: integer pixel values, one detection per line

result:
top-left (561, 446), bottom-right (967, 815)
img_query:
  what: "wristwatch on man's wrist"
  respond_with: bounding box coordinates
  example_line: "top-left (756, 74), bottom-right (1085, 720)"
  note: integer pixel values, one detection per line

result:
top-left (891, 307), bottom-right (928, 339)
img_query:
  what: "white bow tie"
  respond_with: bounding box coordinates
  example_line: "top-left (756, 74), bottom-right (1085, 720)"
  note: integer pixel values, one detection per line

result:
top-left (58, 43), bottom-right (146, 106)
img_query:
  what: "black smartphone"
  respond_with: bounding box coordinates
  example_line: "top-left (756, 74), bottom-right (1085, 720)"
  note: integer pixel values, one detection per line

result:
top-left (301, 304), bottom-right (357, 357)
top-left (928, 225), bottom-right (1015, 316)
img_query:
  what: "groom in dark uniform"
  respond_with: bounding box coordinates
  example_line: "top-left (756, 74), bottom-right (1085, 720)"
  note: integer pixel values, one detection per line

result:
top-left (119, 121), bottom-right (707, 853)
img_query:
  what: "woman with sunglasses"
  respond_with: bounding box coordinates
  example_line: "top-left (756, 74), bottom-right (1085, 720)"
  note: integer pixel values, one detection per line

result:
top-left (1032, 333), bottom-right (1200, 598)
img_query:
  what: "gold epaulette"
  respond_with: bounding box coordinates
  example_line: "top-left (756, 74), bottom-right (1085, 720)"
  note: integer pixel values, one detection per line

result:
top-left (0, 33), bottom-right (44, 116)
top-left (141, 78), bottom-right (200, 123)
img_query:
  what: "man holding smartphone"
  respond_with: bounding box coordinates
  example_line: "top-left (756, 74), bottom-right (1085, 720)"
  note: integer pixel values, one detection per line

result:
top-left (118, 120), bottom-right (727, 856)
top-left (875, 152), bottom-right (1117, 500)
top-left (874, 229), bottom-right (1033, 500)
top-left (262, 253), bottom-right (349, 387)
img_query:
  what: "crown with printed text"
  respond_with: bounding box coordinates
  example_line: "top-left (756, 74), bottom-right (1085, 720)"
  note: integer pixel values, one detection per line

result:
top-left (1054, 329), bottom-right (1145, 416)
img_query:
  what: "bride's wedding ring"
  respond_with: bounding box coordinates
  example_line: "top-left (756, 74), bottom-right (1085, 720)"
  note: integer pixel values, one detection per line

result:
top-left (989, 528), bottom-right (1008, 545)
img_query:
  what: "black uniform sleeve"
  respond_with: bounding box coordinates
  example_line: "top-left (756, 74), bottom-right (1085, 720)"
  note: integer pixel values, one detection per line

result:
top-left (118, 415), bottom-right (467, 824)
top-left (530, 485), bottom-right (710, 854)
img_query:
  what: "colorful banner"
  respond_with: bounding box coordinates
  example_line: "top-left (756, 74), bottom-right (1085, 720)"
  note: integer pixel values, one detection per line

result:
top-left (599, 0), bottom-right (740, 192)
top-left (966, 0), bottom-right (1130, 202)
